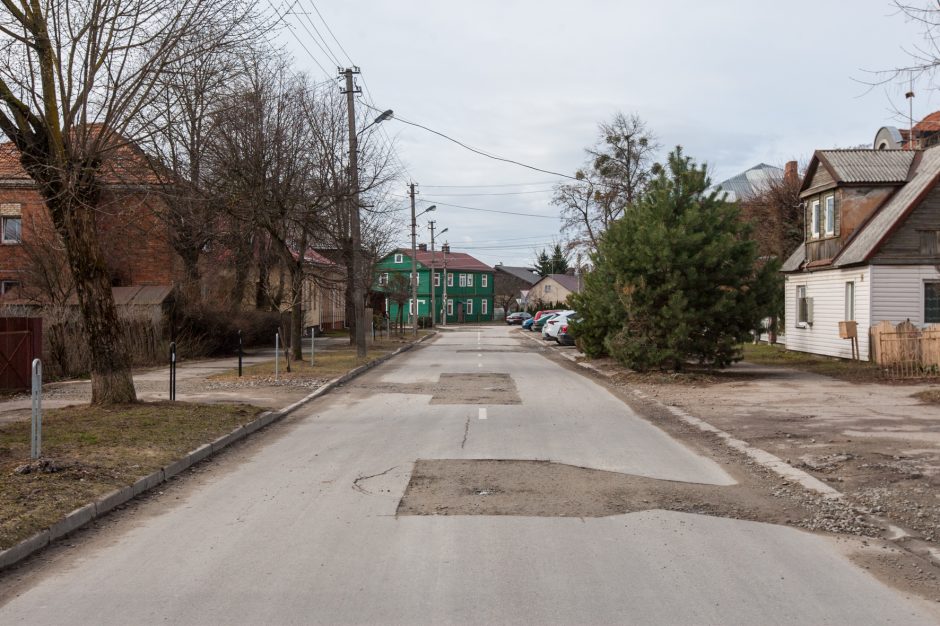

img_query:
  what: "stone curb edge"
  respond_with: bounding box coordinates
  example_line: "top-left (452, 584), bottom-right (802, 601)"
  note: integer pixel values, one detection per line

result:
top-left (0, 332), bottom-right (436, 572)
top-left (516, 328), bottom-right (843, 498)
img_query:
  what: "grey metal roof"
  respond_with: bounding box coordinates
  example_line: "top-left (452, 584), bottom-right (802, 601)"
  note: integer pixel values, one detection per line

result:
top-left (495, 265), bottom-right (540, 285)
top-left (711, 163), bottom-right (783, 203)
top-left (835, 145), bottom-right (940, 267)
top-left (818, 149), bottom-right (915, 184)
top-left (780, 243), bottom-right (806, 273)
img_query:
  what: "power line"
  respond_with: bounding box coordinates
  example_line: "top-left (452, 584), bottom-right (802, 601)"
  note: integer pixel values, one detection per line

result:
top-left (422, 181), bottom-right (562, 188)
top-left (357, 100), bottom-right (579, 182)
top-left (265, 0), bottom-right (332, 78)
top-left (392, 194), bottom-right (559, 219)
top-left (423, 188), bottom-right (555, 197)
top-left (310, 1), bottom-right (355, 65)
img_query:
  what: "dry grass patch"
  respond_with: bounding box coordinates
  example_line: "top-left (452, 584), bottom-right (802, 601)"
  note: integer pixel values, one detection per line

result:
top-left (0, 401), bottom-right (260, 550)
top-left (913, 389), bottom-right (940, 404)
top-left (742, 343), bottom-right (884, 383)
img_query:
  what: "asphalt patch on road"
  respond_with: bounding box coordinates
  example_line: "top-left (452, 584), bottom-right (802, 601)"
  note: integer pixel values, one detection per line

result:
top-left (351, 373), bottom-right (521, 405)
top-left (398, 459), bottom-right (769, 519)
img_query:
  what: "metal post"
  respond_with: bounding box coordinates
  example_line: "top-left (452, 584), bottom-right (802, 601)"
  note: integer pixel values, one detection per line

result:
top-left (238, 330), bottom-right (243, 377)
top-left (429, 220), bottom-right (437, 327)
top-left (310, 329), bottom-right (315, 366)
top-left (169, 342), bottom-right (176, 401)
top-left (30, 358), bottom-right (41, 459)
top-left (275, 332), bottom-right (279, 382)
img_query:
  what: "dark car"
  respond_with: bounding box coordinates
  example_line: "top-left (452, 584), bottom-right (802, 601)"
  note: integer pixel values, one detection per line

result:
top-left (532, 312), bottom-right (559, 332)
top-left (506, 311), bottom-right (532, 325)
top-left (557, 315), bottom-right (580, 346)
top-left (521, 317), bottom-right (535, 330)
top-left (528, 309), bottom-right (561, 331)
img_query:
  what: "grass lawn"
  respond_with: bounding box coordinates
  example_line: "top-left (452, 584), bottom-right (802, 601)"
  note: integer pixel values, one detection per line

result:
top-left (741, 343), bottom-right (884, 383)
top-left (218, 333), bottom-right (432, 381)
top-left (0, 402), bottom-right (261, 550)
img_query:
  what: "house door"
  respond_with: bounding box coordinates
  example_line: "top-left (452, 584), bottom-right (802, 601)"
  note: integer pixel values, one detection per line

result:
top-left (457, 302), bottom-right (464, 323)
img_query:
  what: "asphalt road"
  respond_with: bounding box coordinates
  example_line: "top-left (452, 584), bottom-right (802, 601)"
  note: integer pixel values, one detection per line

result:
top-left (0, 327), bottom-right (936, 625)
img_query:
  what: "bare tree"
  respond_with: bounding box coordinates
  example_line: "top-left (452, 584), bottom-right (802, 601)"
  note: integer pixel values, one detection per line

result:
top-left (738, 162), bottom-right (804, 261)
top-left (0, 0), bottom-right (259, 403)
top-left (553, 113), bottom-right (658, 255)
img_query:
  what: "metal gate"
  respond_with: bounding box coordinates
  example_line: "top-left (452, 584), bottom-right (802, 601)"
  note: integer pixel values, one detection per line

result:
top-left (0, 317), bottom-right (42, 390)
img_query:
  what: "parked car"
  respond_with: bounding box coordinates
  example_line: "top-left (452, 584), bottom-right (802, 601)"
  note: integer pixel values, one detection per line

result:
top-left (557, 314), bottom-right (580, 346)
top-left (521, 317), bottom-right (535, 330)
top-left (529, 309), bottom-right (561, 331)
top-left (506, 311), bottom-right (532, 325)
top-left (543, 311), bottom-right (575, 341)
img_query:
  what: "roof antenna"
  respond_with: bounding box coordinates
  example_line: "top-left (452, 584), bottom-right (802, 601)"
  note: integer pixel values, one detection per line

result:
top-left (906, 72), bottom-right (915, 151)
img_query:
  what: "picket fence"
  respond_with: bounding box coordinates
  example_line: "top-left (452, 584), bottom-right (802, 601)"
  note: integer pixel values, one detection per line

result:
top-left (870, 320), bottom-right (940, 379)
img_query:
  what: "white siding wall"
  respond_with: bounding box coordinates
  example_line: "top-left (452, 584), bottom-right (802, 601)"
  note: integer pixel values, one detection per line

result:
top-left (870, 264), bottom-right (940, 326)
top-left (784, 267), bottom-right (871, 360)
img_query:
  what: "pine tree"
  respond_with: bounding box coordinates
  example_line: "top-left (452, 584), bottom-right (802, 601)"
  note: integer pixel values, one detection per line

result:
top-left (549, 243), bottom-right (570, 274)
top-left (533, 249), bottom-right (552, 277)
top-left (571, 147), bottom-right (777, 370)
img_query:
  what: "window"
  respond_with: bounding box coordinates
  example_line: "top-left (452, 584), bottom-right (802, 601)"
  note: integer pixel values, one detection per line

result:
top-left (466, 299), bottom-right (473, 315)
top-left (825, 195), bottom-right (835, 236)
top-left (926, 282), bottom-right (940, 323)
top-left (467, 274), bottom-right (473, 287)
top-left (1, 217), bottom-right (21, 244)
top-left (447, 299), bottom-right (454, 316)
top-left (0, 280), bottom-right (19, 295)
top-left (394, 253), bottom-right (403, 264)
top-left (378, 272), bottom-right (388, 286)
top-left (433, 272), bottom-right (440, 287)
top-left (796, 285), bottom-right (812, 327)
top-left (447, 273), bottom-right (453, 287)
top-left (810, 200), bottom-right (820, 239)
top-left (845, 281), bottom-right (855, 321)
top-left (482, 299), bottom-right (488, 315)
top-left (918, 230), bottom-right (940, 256)
top-left (481, 274), bottom-right (488, 288)
top-left (459, 274), bottom-right (467, 287)
top-left (544, 284), bottom-right (552, 293)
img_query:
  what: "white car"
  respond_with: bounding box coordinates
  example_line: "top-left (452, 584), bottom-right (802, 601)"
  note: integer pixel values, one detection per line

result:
top-left (542, 310), bottom-right (575, 341)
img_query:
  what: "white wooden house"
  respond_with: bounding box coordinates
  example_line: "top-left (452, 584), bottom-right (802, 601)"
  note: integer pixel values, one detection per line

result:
top-left (781, 147), bottom-right (940, 360)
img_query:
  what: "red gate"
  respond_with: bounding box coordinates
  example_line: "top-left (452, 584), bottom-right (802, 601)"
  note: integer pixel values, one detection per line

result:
top-left (0, 317), bottom-right (42, 391)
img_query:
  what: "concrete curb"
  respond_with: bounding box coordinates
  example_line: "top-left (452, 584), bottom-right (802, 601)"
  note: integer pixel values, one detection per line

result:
top-left (517, 328), bottom-right (843, 499)
top-left (0, 332), bottom-right (436, 572)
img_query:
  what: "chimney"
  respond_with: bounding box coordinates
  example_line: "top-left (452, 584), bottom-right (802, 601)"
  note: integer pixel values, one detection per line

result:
top-left (418, 243), bottom-right (427, 252)
top-left (442, 243), bottom-right (450, 254)
top-left (784, 160), bottom-right (798, 185)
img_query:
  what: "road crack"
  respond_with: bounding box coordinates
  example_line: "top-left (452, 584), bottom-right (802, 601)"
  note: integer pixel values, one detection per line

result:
top-left (461, 415), bottom-right (470, 449)
top-left (352, 465), bottom-right (398, 494)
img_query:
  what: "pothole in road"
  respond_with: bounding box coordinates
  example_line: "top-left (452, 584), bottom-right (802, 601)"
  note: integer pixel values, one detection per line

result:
top-left (351, 373), bottom-right (521, 405)
top-left (398, 459), bottom-right (789, 520)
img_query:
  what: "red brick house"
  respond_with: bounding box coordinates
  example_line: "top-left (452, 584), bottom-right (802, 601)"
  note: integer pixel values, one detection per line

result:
top-left (0, 137), bottom-right (182, 301)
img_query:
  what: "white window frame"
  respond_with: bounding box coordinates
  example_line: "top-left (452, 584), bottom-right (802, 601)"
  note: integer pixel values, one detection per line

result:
top-left (796, 285), bottom-right (811, 327)
top-left (844, 281), bottom-right (855, 321)
top-left (467, 274), bottom-right (474, 287)
top-left (447, 299), bottom-right (454, 316)
top-left (0, 280), bottom-right (19, 294)
top-left (447, 273), bottom-right (453, 287)
top-left (459, 274), bottom-right (467, 287)
top-left (481, 274), bottom-right (488, 288)
top-left (433, 272), bottom-right (440, 287)
top-left (466, 299), bottom-right (473, 315)
top-left (378, 272), bottom-right (388, 286)
top-left (394, 253), bottom-right (403, 264)
top-left (825, 195), bottom-right (835, 236)
top-left (1, 216), bottom-right (21, 244)
top-left (482, 299), bottom-right (488, 315)
top-left (810, 200), bottom-right (820, 239)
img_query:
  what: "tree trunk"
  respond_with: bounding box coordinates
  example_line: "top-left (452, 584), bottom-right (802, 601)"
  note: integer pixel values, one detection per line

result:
top-left (290, 268), bottom-right (304, 361)
top-left (48, 195), bottom-right (136, 404)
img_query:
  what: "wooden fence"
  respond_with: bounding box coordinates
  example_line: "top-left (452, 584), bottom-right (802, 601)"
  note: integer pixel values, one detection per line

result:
top-left (871, 320), bottom-right (940, 379)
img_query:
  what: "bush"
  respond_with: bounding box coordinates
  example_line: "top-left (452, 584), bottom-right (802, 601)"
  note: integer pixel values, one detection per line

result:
top-left (174, 305), bottom-right (280, 356)
top-left (417, 315), bottom-right (433, 329)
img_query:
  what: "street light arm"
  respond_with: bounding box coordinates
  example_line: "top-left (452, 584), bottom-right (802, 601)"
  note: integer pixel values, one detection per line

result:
top-left (357, 109), bottom-right (394, 137)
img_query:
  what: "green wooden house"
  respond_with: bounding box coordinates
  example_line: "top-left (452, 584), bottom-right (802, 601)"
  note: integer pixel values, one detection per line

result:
top-left (373, 244), bottom-right (494, 324)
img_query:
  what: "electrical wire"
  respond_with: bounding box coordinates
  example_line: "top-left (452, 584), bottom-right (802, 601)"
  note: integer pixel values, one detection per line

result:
top-left (422, 188), bottom-right (555, 197)
top-left (265, 0), bottom-right (333, 78)
top-left (357, 100), bottom-right (580, 182)
top-left (422, 181), bottom-right (563, 188)
top-left (310, 1), bottom-right (355, 65)
top-left (391, 194), bottom-right (559, 219)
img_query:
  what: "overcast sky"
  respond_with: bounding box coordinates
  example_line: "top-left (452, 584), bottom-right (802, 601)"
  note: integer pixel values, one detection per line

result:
top-left (278, 1), bottom-right (932, 268)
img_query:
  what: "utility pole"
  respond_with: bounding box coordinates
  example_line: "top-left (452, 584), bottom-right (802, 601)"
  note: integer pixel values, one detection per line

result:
top-left (441, 244), bottom-right (448, 327)
top-left (428, 220), bottom-right (437, 327)
top-left (341, 67), bottom-right (367, 358)
top-left (409, 182), bottom-right (419, 337)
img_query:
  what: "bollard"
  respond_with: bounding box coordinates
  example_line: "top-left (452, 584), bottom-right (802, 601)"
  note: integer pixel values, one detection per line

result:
top-left (169, 342), bottom-right (177, 401)
top-left (238, 330), bottom-right (243, 377)
top-left (275, 332), bottom-right (279, 382)
top-left (30, 359), bottom-right (42, 459)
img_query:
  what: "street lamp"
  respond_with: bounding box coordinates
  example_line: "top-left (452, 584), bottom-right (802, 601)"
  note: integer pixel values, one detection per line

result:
top-left (344, 69), bottom-right (392, 358)
top-left (358, 109), bottom-right (393, 136)
top-left (410, 203), bottom-right (436, 336)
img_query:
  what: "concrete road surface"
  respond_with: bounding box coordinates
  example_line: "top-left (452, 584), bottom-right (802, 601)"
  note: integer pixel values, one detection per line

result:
top-left (0, 327), bottom-right (936, 625)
